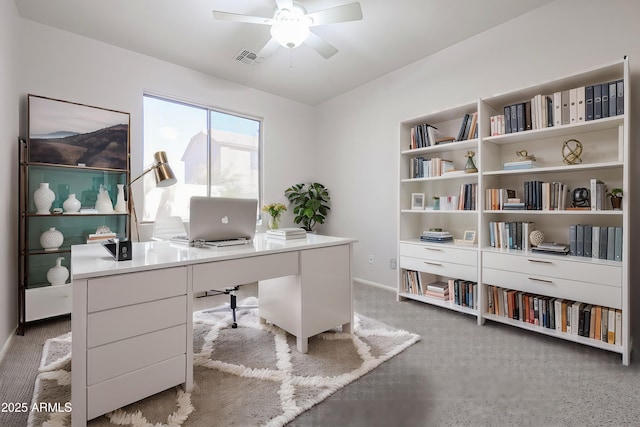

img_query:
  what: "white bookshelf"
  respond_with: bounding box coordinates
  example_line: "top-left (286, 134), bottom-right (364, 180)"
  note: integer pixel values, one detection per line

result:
top-left (397, 58), bottom-right (630, 364)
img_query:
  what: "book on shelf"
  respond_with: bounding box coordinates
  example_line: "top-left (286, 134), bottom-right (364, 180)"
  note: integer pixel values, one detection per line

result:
top-left (503, 160), bottom-right (540, 170)
top-left (589, 178), bottom-right (606, 211)
top-left (86, 232), bottom-right (117, 243)
top-left (532, 242), bottom-right (570, 255)
top-left (266, 228), bottom-right (307, 240)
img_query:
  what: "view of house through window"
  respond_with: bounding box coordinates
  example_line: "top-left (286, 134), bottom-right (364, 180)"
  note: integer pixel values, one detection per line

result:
top-left (142, 95), bottom-right (261, 222)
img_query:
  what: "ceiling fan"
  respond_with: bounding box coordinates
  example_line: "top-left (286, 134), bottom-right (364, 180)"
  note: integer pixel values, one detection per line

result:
top-left (212, 0), bottom-right (363, 60)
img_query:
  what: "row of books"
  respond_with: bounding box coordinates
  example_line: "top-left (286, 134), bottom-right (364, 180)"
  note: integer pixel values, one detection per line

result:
top-left (456, 112), bottom-right (478, 141)
top-left (409, 124), bottom-right (456, 149)
top-left (488, 221), bottom-right (535, 251)
top-left (487, 285), bottom-right (622, 345)
top-left (485, 181), bottom-right (569, 211)
top-left (401, 270), bottom-right (478, 309)
top-left (420, 230), bottom-right (453, 243)
top-left (409, 156), bottom-right (455, 178)
top-left (570, 224), bottom-right (622, 261)
top-left (490, 80), bottom-right (624, 136)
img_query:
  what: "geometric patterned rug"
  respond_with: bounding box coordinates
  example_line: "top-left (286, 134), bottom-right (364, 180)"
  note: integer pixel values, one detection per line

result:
top-left (28, 297), bottom-right (420, 426)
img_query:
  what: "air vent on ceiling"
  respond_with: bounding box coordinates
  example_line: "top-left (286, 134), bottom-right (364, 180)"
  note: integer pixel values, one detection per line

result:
top-left (234, 49), bottom-right (263, 65)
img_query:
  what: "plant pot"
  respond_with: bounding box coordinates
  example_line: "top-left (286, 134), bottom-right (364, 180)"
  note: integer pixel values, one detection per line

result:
top-left (610, 197), bottom-right (622, 210)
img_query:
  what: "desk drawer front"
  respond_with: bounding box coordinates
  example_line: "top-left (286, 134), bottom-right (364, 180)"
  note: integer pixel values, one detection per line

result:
top-left (87, 354), bottom-right (186, 420)
top-left (192, 252), bottom-right (298, 291)
top-left (400, 256), bottom-right (477, 282)
top-left (88, 267), bottom-right (187, 313)
top-left (482, 252), bottom-right (621, 287)
top-left (400, 242), bottom-right (477, 266)
top-left (87, 324), bottom-right (187, 386)
top-left (87, 296), bottom-right (186, 348)
top-left (483, 268), bottom-right (621, 309)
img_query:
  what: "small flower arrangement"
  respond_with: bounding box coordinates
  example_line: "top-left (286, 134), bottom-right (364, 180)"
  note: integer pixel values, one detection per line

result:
top-left (262, 203), bottom-right (287, 229)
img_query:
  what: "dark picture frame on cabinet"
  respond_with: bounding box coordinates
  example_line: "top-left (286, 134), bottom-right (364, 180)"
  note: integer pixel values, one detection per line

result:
top-left (28, 95), bottom-right (130, 170)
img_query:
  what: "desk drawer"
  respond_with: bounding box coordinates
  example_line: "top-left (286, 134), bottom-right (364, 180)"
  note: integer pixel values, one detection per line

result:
top-left (482, 252), bottom-right (621, 287)
top-left (87, 295), bottom-right (186, 348)
top-left (88, 267), bottom-right (187, 312)
top-left (400, 256), bottom-right (477, 282)
top-left (483, 268), bottom-right (621, 309)
top-left (400, 242), bottom-right (477, 266)
top-left (87, 354), bottom-right (186, 420)
top-left (192, 252), bottom-right (298, 292)
top-left (87, 324), bottom-right (187, 386)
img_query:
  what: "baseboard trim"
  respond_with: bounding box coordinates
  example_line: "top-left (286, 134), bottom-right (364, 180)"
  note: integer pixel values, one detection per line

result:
top-left (353, 277), bottom-right (395, 292)
top-left (0, 328), bottom-right (16, 364)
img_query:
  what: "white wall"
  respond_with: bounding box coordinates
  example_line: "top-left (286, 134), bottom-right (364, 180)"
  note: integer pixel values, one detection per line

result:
top-left (2, 18), bottom-right (315, 346)
top-left (316, 0), bottom-right (640, 348)
top-left (0, 0), bottom-right (19, 354)
top-left (317, 0), bottom-right (640, 287)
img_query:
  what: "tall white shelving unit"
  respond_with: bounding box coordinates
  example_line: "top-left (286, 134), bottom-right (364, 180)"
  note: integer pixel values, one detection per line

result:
top-left (397, 58), bottom-right (630, 365)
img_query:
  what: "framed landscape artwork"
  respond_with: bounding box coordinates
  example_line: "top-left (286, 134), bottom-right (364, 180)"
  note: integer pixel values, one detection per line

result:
top-left (27, 95), bottom-right (130, 170)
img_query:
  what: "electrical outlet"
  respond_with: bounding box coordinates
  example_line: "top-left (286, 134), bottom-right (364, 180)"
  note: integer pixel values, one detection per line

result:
top-left (368, 255), bottom-right (374, 264)
top-left (390, 258), bottom-right (397, 269)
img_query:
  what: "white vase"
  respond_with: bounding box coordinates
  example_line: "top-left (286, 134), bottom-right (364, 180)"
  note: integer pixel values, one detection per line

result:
top-left (114, 184), bottom-right (127, 213)
top-left (95, 184), bottom-right (114, 213)
top-left (46, 257), bottom-right (69, 286)
top-left (40, 227), bottom-right (64, 251)
top-left (34, 183), bottom-right (55, 214)
top-left (63, 193), bottom-right (81, 213)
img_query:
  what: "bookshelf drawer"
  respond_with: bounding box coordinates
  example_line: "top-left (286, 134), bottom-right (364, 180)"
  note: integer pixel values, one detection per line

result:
top-left (400, 256), bottom-right (477, 281)
top-left (483, 268), bottom-right (621, 309)
top-left (482, 252), bottom-right (621, 287)
top-left (399, 242), bottom-right (477, 266)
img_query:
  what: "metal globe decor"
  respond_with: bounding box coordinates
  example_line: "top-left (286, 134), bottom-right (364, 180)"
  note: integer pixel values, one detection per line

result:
top-left (562, 138), bottom-right (583, 165)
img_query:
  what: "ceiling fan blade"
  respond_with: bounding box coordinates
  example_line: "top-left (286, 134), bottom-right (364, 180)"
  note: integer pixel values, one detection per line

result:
top-left (212, 11), bottom-right (273, 25)
top-left (306, 2), bottom-right (363, 26)
top-left (304, 31), bottom-right (339, 59)
top-left (256, 38), bottom-right (281, 59)
top-left (274, 0), bottom-right (293, 11)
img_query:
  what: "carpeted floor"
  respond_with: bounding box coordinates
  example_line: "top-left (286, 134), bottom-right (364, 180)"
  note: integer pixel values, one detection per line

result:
top-left (3, 282), bottom-right (640, 426)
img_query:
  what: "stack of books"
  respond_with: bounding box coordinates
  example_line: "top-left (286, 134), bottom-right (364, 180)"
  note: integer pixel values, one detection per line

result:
top-left (425, 281), bottom-right (449, 300)
top-left (531, 242), bottom-right (570, 255)
top-left (503, 159), bottom-right (540, 170)
top-left (420, 230), bottom-right (453, 243)
top-left (86, 232), bottom-right (117, 243)
top-left (266, 228), bottom-right (307, 240)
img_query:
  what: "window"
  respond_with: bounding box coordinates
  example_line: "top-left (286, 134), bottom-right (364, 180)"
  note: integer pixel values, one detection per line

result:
top-left (142, 95), bottom-right (261, 222)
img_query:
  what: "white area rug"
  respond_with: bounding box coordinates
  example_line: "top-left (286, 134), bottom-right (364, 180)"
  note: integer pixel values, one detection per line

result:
top-left (28, 297), bottom-right (420, 426)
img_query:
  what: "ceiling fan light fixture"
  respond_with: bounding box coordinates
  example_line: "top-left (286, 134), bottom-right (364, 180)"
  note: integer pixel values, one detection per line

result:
top-left (270, 6), bottom-right (311, 49)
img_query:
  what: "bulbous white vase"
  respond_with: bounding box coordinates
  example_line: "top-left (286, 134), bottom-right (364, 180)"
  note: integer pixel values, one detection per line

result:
top-left (114, 184), bottom-right (127, 213)
top-left (95, 184), bottom-right (114, 213)
top-left (34, 183), bottom-right (55, 214)
top-left (40, 227), bottom-right (64, 251)
top-left (63, 193), bottom-right (81, 213)
top-left (47, 257), bottom-right (69, 286)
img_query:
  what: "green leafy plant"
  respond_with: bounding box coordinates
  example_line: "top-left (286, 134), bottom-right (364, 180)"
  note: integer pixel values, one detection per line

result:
top-left (608, 188), bottom-right (623, 198)
top-left (284, 182), bottom-right (330, 231)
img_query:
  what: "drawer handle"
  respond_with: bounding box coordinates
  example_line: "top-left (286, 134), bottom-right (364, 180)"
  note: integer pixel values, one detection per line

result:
top-left (424, 261), bottom-right (443, 267)
top-left (528, 277), bottom-right (553, 284)
top-left (527, 259), bottom-right (552, 264)
top-left (424, 247), bottom-right (443, 252)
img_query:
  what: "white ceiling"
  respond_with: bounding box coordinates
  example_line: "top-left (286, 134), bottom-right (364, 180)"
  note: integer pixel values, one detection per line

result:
top-left (15, 0), bottom-right (554, 106)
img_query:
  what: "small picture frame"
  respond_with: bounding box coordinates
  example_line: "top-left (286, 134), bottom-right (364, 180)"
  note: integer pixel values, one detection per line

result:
top-left (455, 230), bottom-right (476, 245)
top-left (411, 193), bottom-right (425, 210)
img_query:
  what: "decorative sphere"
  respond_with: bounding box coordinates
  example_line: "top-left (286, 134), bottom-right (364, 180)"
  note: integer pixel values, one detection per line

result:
top-left (529, 230), bottom-right (544, 247)
top-left (562, 139), bottom-right (583, 165)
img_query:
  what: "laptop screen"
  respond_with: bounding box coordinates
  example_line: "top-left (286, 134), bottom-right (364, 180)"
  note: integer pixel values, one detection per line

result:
top-left (188, 196), bottom-right (257, 242)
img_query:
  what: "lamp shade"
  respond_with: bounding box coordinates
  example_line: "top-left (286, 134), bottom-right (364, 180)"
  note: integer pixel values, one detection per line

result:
top-left (152, 151), bottom-right (177, 187)
top-left (271, 20), bottom-right (310, 48)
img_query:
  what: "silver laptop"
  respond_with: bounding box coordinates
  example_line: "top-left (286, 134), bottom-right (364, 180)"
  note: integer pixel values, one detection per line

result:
top-left (173, 196), bottom-right (257, 247)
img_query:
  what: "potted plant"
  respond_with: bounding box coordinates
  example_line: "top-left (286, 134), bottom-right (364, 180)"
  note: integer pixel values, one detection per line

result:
top-left (607, 188), bottom-right (623, 210)
top-left (261, 202), bottom-right (286, 229)
top-left (284, 182), bottom-right (330, 232)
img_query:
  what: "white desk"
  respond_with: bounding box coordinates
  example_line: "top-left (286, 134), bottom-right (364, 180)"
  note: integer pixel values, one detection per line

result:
top-left (70, 233), bottom-right (355, 426)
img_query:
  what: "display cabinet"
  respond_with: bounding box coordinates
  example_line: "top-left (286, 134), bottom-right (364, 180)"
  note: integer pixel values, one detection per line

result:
top-left (18, 95), bottom-right (130, 334)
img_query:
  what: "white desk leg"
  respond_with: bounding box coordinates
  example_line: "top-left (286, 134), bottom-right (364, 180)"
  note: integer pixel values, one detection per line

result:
top-left (296, 337), bottom-right (309, 354)
top-left (71, 279), bottom-right (88, 427)
top-left (185, 267), bottom-right (194, 392)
